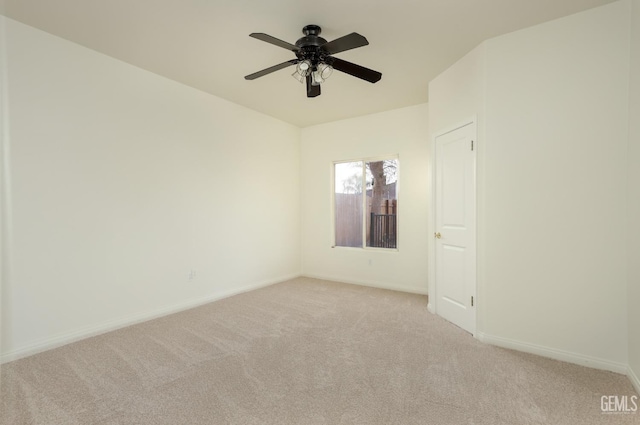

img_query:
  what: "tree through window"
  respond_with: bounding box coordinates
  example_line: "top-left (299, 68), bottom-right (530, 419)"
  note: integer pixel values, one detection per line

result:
top-left (334, 158), bottom-right (398, 249)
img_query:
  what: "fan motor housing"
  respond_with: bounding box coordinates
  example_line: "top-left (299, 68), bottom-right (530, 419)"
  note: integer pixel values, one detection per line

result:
top-left (295, 25), bottom-right (327, 48)
top-left (295, 25), bottom-right (328, 64)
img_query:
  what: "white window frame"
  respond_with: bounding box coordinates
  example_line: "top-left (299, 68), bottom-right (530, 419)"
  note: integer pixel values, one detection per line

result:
top-left (331, 155), bottom-right (399, 251)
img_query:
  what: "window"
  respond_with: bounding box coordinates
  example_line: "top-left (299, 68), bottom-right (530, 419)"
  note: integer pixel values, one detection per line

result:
top-left (333, 158), bottom-right (398, 249)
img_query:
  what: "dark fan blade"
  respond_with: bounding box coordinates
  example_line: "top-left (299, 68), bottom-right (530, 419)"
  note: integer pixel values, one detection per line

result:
top-left (306, 74), bottom-right (321, 98)
top-left (245, 59), bottom-right (298, 80)
top-left (249, 33), bottom-right (299, 52)
top-left (322, 32), bottom-right (369, 55)
top-left (329, 57), bottom-right (382, 83)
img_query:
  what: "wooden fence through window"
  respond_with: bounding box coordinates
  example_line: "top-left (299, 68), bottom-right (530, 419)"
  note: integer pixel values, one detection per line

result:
top-left (334, 193), bottom-right (363, 247)
top-left (369, 199), bottom-right (397, 248)
top-left (335, 196), bottom-right (397, 248)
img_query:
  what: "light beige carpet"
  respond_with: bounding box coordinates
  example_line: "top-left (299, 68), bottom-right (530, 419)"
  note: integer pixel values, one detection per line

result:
top-left (1, 277), bottom-right (637, 424)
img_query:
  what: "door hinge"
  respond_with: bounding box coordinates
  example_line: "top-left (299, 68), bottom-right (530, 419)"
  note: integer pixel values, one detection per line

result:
top-left (471, 140), bottom-right (474, 151)
top-left (471, 296), bottom-right (474, 307)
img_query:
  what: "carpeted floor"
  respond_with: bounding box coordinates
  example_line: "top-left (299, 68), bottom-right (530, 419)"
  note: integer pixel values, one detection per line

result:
top-left (1, 277), bottom-right (638, 424)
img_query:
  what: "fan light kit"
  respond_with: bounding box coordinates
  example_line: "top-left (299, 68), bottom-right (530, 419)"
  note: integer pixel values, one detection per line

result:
top-left (245, 25), bottom-right (382, 98)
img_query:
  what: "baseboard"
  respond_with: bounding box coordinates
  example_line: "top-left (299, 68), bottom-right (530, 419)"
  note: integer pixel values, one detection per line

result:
top-left (302, 273), bottom-right (428, 295)
top-left (629, 365), bottom-right (640, 396)
top-left (0, 273), bottom-right (300, 364)
top-left (477, 332), bottom-right (628, 375)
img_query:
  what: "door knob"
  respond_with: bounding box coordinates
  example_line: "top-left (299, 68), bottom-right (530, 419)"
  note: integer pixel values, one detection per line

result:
top-left (434, 232), bottom-right (441, 239)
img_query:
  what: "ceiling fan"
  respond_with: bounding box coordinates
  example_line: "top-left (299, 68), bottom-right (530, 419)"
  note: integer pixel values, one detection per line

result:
top-left (244, 25), bottom-right (382, 98)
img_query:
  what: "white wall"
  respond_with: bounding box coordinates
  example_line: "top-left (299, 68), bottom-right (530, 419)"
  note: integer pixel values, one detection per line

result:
top-left (0, 14), bottom-right (8, 362)
top-left (481, 0), bottom-right (630, 370)
top-left (628, 0), bottom-right (640, 391)
top-left (428, 44), bottom-right (486, 135)
top-left (301, 104), bottom-right (429, 294)
top-left (429, 1), bottom-right (631, 372)
top-left (0, 17), bottom-right (301, 362)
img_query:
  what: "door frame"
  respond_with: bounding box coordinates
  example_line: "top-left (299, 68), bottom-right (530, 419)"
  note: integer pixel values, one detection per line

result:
top-left (428, 117), bottom-right (478, 336)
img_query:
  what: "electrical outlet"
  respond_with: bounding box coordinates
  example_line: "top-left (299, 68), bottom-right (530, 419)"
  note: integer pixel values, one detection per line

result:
top-left (188, 270), bottom-right (196, 281)
top-left (368, 259), bottom-right (372, 266)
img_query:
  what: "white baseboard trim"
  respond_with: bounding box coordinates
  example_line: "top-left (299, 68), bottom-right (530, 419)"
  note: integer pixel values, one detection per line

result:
top-left (302, 273), bottom-right (428, 295)
top-left (477, 332), bottom-right (628, 375)
top-left (0, 273), bottom-right (300, 364)
top-left (629, 365), bottom-right (640, 395)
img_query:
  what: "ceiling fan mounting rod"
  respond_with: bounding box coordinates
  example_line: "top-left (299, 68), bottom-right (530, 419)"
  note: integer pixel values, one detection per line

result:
top-left (302, 24), bottom-right (322, 36)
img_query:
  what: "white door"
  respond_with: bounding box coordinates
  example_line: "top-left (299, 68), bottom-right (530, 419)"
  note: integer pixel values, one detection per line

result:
top-left (434, 123), bottom-right (476, 334)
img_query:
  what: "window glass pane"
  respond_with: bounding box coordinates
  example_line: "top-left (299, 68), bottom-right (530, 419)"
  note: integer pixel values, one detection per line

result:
top-left (334, 162), bottom-right (363, 247)
top-left (366, 159), bottom-right (398, 248)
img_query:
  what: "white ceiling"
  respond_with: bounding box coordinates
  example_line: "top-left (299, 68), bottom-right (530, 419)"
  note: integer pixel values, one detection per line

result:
top-left (0, 0), bottom-right (617, 127)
